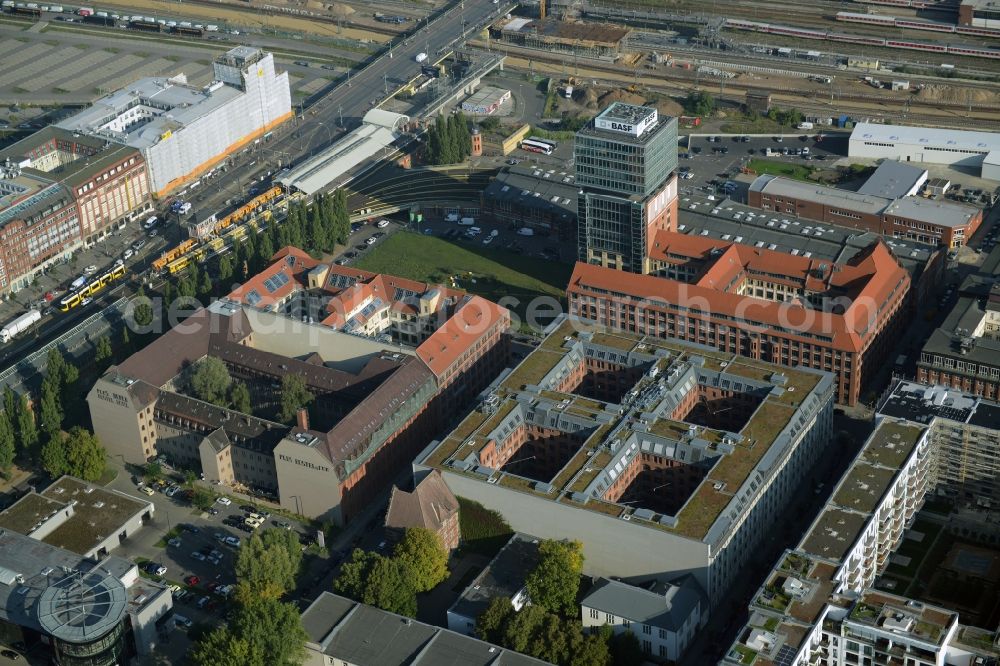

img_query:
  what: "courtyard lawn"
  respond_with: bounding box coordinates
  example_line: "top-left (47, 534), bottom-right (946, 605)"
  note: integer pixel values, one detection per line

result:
top-left (746, 159), bottom-right (817, 182)
top-left (355, 231), bottom-right (571, 327)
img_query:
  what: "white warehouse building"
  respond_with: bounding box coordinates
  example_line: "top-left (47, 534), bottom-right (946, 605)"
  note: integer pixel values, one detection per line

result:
top-left (57, 46), bottom-right (292, 196)
top-left (848, 122), bottom-right (1000, 181)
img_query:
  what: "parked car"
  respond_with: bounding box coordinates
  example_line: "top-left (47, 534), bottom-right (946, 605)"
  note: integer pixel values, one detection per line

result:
top-left (216, 497), bottom-right (231, 506)
top-left (376, 219), bottom-right (390, 228)
top-left (174, 614), bottom-right (193, 629)
top-left (185, 575), bottom-right (200, 586)
top-left (224, 536), bottom-right (241, 547)
top-left (167, 537), bottom-right (182, 548)
top-left (191, 551), bottom-right (206, 562)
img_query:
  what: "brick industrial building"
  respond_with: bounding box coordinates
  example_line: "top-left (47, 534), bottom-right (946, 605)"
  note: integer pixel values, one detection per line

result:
top-left (0, 127), bottom-right (150, 295)
top-left (88, 249), bottom-right (509, 524)
top-left (748, 174), bottom-right (982, 249)
top-left (567, 231), bottom-right (911, 405)
top-left (418, 316), bottom-right (834, 608)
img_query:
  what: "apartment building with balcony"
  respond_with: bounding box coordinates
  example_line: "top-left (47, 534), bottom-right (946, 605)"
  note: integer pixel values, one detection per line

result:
top-left (720, 416), bottom-right (1000, 666)
top-left (416, 315), bottom-right (835, 614)
top-left (878, 380), bottom-right (1000, 510)
top-left (567, 231), bottom-right (911, 404)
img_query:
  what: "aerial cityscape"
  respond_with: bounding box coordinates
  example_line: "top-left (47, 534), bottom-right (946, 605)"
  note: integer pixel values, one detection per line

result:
top-left (0, 0), bottom-right (997, 663)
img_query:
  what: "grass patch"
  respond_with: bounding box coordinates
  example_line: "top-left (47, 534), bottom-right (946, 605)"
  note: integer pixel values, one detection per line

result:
top-left (154, 526), bottom-right (182, 548)
top-left (355, 231), bottom-right (571, 328)
top-left (97, 467), bottom-right (118, 486)
top-left (721, 117), bottom-right (789, 134)
top-left (457, 496), bottom-right (513, 557)
top-left (746, 159), bottom-right (817, 182)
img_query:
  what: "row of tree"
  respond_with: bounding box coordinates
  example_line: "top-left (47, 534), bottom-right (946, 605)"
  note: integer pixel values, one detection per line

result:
top-left (0, 348), bottom-right (106, 482)
top-left (333, 527), bottom-right (450, 617)
top-left (425, 113), bottom-right (472, 165)
top-left (477, 539), bottom-right (644, 666)
top-left (189, 529), bottom-right (308, 666)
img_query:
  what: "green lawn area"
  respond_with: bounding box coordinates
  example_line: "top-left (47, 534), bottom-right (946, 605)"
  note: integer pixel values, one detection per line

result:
top-left (720, 117), bottom-right (789, 134)
top-left (746, 159), bottom-right (818, 182)
top-left (355, 231), bottom-right (571, 329)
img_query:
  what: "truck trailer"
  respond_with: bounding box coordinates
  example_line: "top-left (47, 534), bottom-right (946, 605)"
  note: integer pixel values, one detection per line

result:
top-left (0, 309), bottom-right (41, 344)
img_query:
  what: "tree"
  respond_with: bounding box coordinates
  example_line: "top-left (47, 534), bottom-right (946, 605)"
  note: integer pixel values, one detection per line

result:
top-left (17, 394), bottom-right (39, 463)
top-left (133, 288), bottom-right (154, 327)
top-left (0, 410), bottom-right (14, 478)
top-left (62, 427), bottom-right (106, 482)
top-left (229, 382), bottom-right (252, 414)
top-left (278, 374), bottom-right (313, 424)
top-left (144, 461), bottom-right (164, 483)
top-left (476, 596), bottom-right (515, 644)
top-left (218, 253), bottom-right (234, 285)
top-left (192, 487), bottom-right (215, 512)
top-left (120, 325), bottom-right (131, 352)
top-left (525, 539), bottom-right (584, 615)
top-left (334, 549), bottom-right (417, 617)
top-left (41, 433), bottom-right (67, 477)
top-left (39, 380), bottom-right (63, 442)
top-left (198, 266), bottom-right (214, 300)
top-left (683, 90), bottom-right (715, 117)
top-left (608, 630), bottom-right (644, 666)
top-left (235, 530), bottom-right (302, 600)
top-left (189, 597), bottom-right (306, 666)
top-left (479, 116), bottom-right (501, 131)
top-left (190, 357), bottom-right (232, 407)
top-left (94, 335), bottom-right (113, 364)
top-left (571, 629), bottom-right (612, 666)
top-left (394, 527), bottom-right (449, 593)
top-left (3, 386), bottom-right (17, 426)
top-left (189, 628), bottom-right (253, 666)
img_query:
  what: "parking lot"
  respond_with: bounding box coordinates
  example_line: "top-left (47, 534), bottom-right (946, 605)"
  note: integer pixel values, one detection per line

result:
top-left (0, 21), bottom-right (336, 106)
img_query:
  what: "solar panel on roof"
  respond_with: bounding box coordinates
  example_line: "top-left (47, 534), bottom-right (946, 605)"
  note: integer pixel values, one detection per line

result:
top-left (263, 271), bottom-right (290, 294)
top-left (774, 644), bottom-right (797, 666)
top-left (245, 290), bottom-right (261, 306)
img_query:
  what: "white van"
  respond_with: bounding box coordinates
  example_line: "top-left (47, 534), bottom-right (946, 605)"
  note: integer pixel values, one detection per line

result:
top-left (468, 226), bottom-right (482, 236)
top-left (445, 212), bottom-right (459, 223)
top-left (516, 227), bottom-right (534, 236)
top-left (143, 216), bottom-right (158, 229)
top-left (459, 217), bottom-right (475, 226)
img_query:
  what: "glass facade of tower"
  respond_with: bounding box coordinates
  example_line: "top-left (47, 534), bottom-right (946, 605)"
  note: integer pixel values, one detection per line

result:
top-left (575, 104), bottom-right (678, 272)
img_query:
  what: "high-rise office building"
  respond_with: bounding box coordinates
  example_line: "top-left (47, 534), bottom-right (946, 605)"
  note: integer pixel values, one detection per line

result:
top-left (575, 102), bottom-right (679, 272)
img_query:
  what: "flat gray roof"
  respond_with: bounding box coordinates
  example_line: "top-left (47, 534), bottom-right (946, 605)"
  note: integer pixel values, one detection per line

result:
top-left (882, 197), bottom-right (978, 228)
top-left (279, 110), bottom-right (408, 196)
top-left (750, 175), bottom-right (889, 215)
top-left (449, 533), bottom-right (540, 623)
top-left (850, 122), bottom-right (1000, 154)
top-left (57, 76), bottom-right (242, 151)
top-left (303, 592), bottom-right (551, 665)
top-left (857, 161), bottom-right (926, 199)
top-left (0, 530), bottom-right (134, 641)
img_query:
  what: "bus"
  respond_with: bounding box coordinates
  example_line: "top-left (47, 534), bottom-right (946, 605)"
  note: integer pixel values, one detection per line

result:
top-left (528, 137), bottom-right (556, 150)
top-left (520, 139), bottom-right (554, 155)
top-left (58, 263), bottom-right (126, 312)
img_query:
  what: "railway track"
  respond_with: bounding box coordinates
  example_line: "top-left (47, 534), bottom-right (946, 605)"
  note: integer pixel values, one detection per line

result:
top-left (496, 48), bottom-right (1000, 129)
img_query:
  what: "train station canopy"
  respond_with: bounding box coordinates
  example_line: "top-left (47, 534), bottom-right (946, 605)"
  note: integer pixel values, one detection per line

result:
top-left (279, 110), bottom-right (410, 196)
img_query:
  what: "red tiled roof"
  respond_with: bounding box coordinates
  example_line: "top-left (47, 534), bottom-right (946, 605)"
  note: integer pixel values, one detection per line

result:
top-left (415, 295), bottom-right (510, 378)
top-left (227, 246), bottom-right (319, 308)
top-left (569, 232), bottom-right (909, 353)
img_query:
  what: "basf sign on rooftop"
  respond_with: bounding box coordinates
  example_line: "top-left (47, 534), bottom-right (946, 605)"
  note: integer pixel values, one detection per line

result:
top-left (594, 103), bottom-right (658, 137)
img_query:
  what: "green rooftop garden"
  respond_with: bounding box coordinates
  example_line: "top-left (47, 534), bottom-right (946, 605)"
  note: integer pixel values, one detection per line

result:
top-left (710, 401), bottom-right (795, 490)
top-left (502, 350), bottom-right (566, 390)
